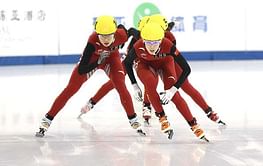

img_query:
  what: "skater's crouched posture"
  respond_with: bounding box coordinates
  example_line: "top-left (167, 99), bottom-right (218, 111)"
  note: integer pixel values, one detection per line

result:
top-left (124, 22), bottom-right (209, 141)
top-left (36, 15), bottom-right (145, 137)
top-left (150, 14), bottom-right (225, 126)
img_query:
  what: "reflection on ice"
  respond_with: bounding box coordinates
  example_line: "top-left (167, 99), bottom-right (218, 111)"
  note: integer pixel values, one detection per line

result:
top-left (1, 60), bottom-right (263, 166)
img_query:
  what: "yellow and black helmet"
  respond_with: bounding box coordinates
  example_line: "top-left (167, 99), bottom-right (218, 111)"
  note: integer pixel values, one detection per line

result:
top-left (137, 16), bottom-right (150, 31)
top-left (94, 15), bottom-right (117, 35)
top-left (141, 22), bottom-right (165, 41)
top-left (148, 14), bottom-right (168, 30)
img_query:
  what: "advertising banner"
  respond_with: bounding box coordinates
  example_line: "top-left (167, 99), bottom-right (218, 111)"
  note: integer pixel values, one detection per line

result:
top-left (1, 0), bottom-right (263, 57)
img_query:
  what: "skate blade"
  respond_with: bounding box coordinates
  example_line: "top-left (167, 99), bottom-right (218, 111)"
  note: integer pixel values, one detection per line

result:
top-left (165, 129), bottom-right (174, 140)
top-left (137, 129), bottom-right (146, 136)
top-left (144, 119), bottom-right (151, 127)
top-left (35, 132), bottom-right (44, 137)
top-left (218, 120), bottom-right (226, 125)
top-left (200, 136), bottom-right (209, 142)
top-left (218, 124), bottom-right (227, 131)
top-left (77, 112), bottom-right (85, 119)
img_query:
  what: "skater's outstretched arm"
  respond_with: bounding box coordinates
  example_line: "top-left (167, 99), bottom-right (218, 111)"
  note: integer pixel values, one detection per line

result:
top-left (123, 48), bottom-right (142, 101)
top-left (170, 46), bottom-right (191, 89)
top-left (123, 48), bottom-right (138, 84)
top-left (160, 45), bottom-right (191, 105)
top-left (78, 43), bottom-right (97, 75)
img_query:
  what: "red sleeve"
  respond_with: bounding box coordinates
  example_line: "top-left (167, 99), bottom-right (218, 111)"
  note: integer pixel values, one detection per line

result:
top-left (165, 31), bottom-right (176, 43)
top-left (133, 39), bottom-right (144, 58)
top-left (113, 28), bottom-right (128, 46)
top-left (87, 32), bottom-right (98, 45)
top-left (160, 38), bottom-right (174, 53)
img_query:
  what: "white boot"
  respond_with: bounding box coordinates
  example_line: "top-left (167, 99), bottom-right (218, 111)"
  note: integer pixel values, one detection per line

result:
top-left (35, 116), bottom-right (52, 137)
top-left (142, 104), bottom-right (152, 125)
top-left (129, 116), bottom-right (141, 130)
top-left (129, 115), bottom-right (146, 136)
top-left (142, 105), bottom-right (152, 120)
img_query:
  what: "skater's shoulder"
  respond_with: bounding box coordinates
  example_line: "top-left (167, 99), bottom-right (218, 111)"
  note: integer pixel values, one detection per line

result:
top-left (88, 32), bottom-right (99, 44)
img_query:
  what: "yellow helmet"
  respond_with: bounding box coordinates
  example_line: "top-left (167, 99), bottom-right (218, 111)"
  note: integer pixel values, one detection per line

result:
top-left (148, 14), bottom-right (168, 30)
top-left (141, 22), bottom-right (164, 41)
top-left (94, 15), bottom-right (117, 35)
top-left (137, 16), bottom-right (150, 31)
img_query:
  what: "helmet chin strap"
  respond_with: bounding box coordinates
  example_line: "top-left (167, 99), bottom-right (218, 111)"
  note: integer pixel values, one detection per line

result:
top-left (154, 47), bottom-right (161, 55)
top-left (149, 47), bottom-right (160, 55)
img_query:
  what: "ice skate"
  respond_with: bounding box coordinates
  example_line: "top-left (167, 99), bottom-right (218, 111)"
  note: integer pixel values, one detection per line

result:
top-left (206, 108), bottom-right (226, 125)
top-left (35, 117), bottom-right (52, 137)
top-left (191, 124), bottom-right (209, 142)
top-left (129, 116), bottom-right (146, 136)
top-left (159, 116), bottom-right (174, 140)
top-left (78, 99), bottom-right (95, 119)
top-left (142, 105), bottom-right (152, 126)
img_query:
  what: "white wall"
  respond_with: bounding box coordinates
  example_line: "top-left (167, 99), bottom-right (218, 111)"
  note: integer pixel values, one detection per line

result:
top-left (1, 0), bottom-right (263, 56)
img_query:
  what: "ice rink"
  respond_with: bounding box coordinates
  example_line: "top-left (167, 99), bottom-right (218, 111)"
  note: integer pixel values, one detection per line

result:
top-left (1, 60), bottom-right (263, 166)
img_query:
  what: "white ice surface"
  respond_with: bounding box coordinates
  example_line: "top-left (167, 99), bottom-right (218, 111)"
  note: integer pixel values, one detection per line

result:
top-left (1, 60), bottom-right (263, 166)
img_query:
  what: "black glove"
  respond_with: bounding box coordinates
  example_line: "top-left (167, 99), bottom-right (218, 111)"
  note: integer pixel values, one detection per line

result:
top-left (128, 28), bottom-right (140, 40)
top-left (167, 22), bottom-right (175, 31)
top-left (117, 24), bottom-right (128, 33)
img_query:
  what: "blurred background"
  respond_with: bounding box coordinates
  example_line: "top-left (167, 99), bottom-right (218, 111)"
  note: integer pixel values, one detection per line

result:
top-left (1, 0), bottom-right (263, 65)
